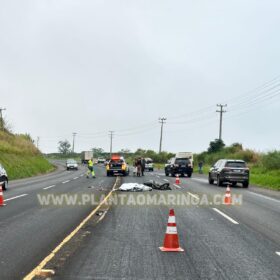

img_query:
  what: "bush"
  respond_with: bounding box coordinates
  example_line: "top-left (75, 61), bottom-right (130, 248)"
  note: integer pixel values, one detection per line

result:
top-left (261, 151), bottom-right (280, 170)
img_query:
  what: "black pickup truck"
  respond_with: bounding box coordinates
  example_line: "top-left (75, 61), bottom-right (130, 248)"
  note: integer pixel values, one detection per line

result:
top-left (165, 157), bottom-right (193, 177)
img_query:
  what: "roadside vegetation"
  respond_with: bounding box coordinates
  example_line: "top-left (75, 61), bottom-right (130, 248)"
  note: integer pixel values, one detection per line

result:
top-left (0, 131), bottom-right (54, 180)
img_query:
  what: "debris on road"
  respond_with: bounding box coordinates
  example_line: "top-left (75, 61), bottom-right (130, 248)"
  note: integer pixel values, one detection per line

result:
top-left (119, 183), bottom-right (152, 192)
top-left (144, 180), bottom-right (172, 190)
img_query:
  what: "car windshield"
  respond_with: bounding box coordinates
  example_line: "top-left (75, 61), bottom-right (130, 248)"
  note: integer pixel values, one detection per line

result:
top-left (67, 160), bottom-right (76, 164)
top-left (225, 161), bottom-right (246, 168)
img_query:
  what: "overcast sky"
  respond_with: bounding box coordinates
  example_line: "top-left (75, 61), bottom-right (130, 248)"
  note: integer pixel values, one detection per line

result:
top-left (1, 0), bottom-right (280, 154)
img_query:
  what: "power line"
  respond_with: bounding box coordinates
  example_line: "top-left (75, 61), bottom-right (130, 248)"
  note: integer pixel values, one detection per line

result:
top-left (216, 104), bottom-right (227, 140)
top-left (159, 117), bottom-right (167, 153)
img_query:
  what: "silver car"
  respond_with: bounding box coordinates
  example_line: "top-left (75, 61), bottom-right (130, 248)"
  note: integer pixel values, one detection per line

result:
top-left (0, 164), bottom-right (8, 190)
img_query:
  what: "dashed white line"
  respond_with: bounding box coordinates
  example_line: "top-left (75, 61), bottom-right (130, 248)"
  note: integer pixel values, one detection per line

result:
top-left (276, 252), bottom-right (280, 257)
top-left (73, 177), bottom-right (79, 180)
top-left (43, 185), bottom-right (56, 190)
top-left (80, 174), bottom-right (84, 177)
top-left (4, 194), bottom-right (28, 201)
top-left (173, 184), bottom-right (181, 189)
top-left (156, 176), bottom-right (160, 178)
top-left (62, 180), bottom-right (70, 184)
top-left (212, 208), bottom-right (239, 225)
top-left (164, 179), bottom-right (169, 182)
top-left (187, 192), bottom-right (199, 200)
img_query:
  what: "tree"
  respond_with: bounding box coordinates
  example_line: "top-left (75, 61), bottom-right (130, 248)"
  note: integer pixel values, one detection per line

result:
top-left (92, 147), bottom-right (104, 157)
top-left (207, 139), bottom-right (225, 153)
top-left (58, 140), bottom-right (71, 154)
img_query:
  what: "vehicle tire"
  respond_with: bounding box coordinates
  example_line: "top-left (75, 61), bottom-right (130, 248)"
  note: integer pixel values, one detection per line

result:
top-left (2, 179), bottom-right (8, 191)
top-left (150, 168), bottom-right (154, 172)
top-left (243, 181), bottom-right (249, 188)
top-left (187, 173), bottom-right (192, 178)
top-left (107, 171), bottom-right (111, 177)
top-left (232, 182), bottom-right (237, 187)
top-left (208, 175), bottom-right (214, 185)
top-left (66, 167), bottom-right (69, 171)
top-left (171, 172), bottom-right (176, 177)
top-left (217, 175), bottom-right (223, 186)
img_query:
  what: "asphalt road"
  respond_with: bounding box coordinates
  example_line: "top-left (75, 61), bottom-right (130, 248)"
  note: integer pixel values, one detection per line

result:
top-left (0, 161), bottom-right (116, 279)
top-left (55, 170), bottom-right (280, 280)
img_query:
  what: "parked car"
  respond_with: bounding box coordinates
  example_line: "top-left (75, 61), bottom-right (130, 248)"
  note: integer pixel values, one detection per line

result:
top-left (208, 159), bottom-right (249, 188)
top-left (165, 157), bottom-right (193, 177)
top-left (0, 164), bottom-right (8, 190)
top-left (106, 155), bottom-right (129, 176)
top-left (66, 159), bottom-right (78, 170)
top-left (97, 158), bottom-right (106, 164)
top-left (145, 158), bottom-right (154, 172)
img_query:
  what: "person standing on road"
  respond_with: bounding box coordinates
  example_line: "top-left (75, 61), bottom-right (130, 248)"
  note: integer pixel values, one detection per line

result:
top-left (87, 158), bottom-right (96, 178)
top-left (198, 161), bottom-right (203, 174)
top-left (136, 158), bottom-right (142, 177)
top-left (141, 157), bottom-right (146, 176)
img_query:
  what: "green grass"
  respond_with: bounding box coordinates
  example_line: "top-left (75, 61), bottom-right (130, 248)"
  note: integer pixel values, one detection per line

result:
top-left (0, 132), bottom-right (54, 180)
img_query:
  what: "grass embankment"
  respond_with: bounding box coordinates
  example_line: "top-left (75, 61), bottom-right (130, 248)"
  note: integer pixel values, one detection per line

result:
top-left (0, 131), bottom-right (54, 180)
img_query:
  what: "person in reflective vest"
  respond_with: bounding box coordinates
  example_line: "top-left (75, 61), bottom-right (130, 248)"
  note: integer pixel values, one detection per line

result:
top-left (87, 159), bottom-right (96, 178)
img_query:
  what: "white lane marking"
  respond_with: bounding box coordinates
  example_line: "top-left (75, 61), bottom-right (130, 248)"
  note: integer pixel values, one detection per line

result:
top-left (212, 208), bottom-right (239, 225)
top-left (43, 185), bottom-right (56, 190)
top-left (73, 177), bottom-right (79, 180)
top-left (276, 252), bottom-right (280, 256)
top-left (62, 180), bottom-right (70, 184)
top-left (80, 174), bottom-right (84, 177)
top-left (96, 211), bottom-right (108, 224)
top-left (164, 179), bottom-right (169, 182)
top-left (192, 178), bottom-right (208, 183)
top-left (187, 192), bottom-right (199, 200)
top-left (173, 184), bottom-right (181, 189)
top-left (249, 192), bottom-right (280, 204)
top-left (156, 176), bottom-right (160, 178)
top-left (192, 178), bottom-right (280, 204)
top-left (4, 194), bottom-right (28, 201)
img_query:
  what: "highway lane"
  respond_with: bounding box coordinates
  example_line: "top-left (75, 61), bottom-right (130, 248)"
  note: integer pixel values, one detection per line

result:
top-left (56, 171), bottom-right (280, 280)
top-left (0, 163), bottom-right (116, 279)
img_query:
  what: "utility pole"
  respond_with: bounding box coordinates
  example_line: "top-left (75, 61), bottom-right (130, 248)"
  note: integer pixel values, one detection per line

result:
top-left (72, 132), bottom-right (77, 153)
top-left (216, 104), bottom-right (227, 140)
top-left (0, 108), bottom-right (6, 131)
top-left (36, 137), bottom-right (40, 149)
top-left (109, 131), bottom-right (114, 157)
top-left (159, 117), bottom-right (167, 153)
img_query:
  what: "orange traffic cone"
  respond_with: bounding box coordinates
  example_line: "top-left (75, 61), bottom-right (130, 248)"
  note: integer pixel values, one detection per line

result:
top-left (0, 186), bottom-right (5, 207)
top-left (223, 185), bottom-right (232, 205)
top-left (175, 174), bottom-right (180, 185)
top-left (159, 209), bottom-right (184, 252)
